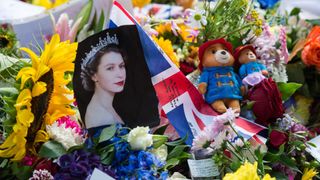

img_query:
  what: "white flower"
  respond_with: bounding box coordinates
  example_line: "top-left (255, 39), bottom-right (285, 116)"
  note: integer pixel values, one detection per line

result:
top-left (210, 130), bottom-right (228, 150)
top-left (46, 122), bottom-right (84, 150)
top-left (151, 144), bottom-right (168, 161)
top-left (127, 126), bottom-right (153, 150)
top-left (186, 8), bottom-right (207, 29)
top-left (192, 130), bottom-right (211, 151)
top-left (234, 138), bottom-right (244, 147)
top-left (29, 169), bottom-right (54, 180)
top-left (168, 172), bottom-right (189, 180)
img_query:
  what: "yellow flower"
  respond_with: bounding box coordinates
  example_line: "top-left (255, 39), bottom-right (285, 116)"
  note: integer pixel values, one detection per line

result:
top-left (255, 19), bottom-right (263, 27)
top-left (251, 10), bottom-right (259, 20)
top-left (223, 162), bottom-right (275, 180)
top-left (0, 89), bottom-right (33, 160)
top-left (32, 0), bottom-right (69, 9)
top-left (0, 34), bottom-right (77, 161)
top-left (255, 28), bottom-right (263, 36)
top-left (178, 24), bottom-right (193, 42)
top-left (302, 168), bottom-right (318, 180)
top-left (155, 23), bottom-right (172, 35)
top-left (153, 36), bottom-right (180, 68)
top-left (132, 0), bottom-right (150, 8)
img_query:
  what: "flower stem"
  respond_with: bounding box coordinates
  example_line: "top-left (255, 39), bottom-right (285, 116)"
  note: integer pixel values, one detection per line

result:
top-left (228, 122), bottom-right (258, 161)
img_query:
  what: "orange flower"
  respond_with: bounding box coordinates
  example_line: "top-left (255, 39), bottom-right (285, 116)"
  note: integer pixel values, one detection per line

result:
top-left (302, 26), bottom-right (320, 70)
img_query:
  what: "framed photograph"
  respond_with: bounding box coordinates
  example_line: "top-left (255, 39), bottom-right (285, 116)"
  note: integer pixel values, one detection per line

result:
top-left (73, 25), bottom-right (160, 129)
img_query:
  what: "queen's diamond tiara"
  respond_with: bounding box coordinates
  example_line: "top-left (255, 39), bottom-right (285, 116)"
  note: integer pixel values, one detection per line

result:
top-left (81, 32), bottom-right (119, 67)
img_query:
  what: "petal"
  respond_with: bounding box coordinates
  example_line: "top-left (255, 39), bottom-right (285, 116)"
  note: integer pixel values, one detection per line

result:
top-left (32, 81), bottom-right (47, 97)
top-left (14, 89), bottom-right (32, 110)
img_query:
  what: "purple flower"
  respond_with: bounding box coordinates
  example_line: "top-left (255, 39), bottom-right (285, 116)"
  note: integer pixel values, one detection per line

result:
top-left (290, 123), bottom-right (308, 133)
top-left (55, 150), bottom-right (111, 179)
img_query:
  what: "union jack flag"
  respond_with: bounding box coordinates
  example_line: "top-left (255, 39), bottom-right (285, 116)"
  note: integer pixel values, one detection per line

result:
top-left (108, 1), bottom-right (268, 145)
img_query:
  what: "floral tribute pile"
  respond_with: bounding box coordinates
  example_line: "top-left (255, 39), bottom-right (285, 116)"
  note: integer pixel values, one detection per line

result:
top-left (0, 0), bottom-right (320, 179)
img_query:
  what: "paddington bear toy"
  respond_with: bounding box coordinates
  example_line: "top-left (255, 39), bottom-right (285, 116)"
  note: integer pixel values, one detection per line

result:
top-left (198, 38), bottom-right (242, 113)
top-left (234, 45), bottom-right (268, 86)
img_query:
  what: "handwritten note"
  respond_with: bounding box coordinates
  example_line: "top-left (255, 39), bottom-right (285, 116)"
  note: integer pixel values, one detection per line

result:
top-left (307, 135), bottom-right (320, 162)
top-left (90, 168), bottom-right (115, 180)
top-left (188, 159), bottom-right (220, 177)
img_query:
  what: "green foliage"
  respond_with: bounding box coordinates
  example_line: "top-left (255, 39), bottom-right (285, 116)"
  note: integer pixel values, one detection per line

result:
top-left (0, 161), bottom-right (33, 180)
top-left (153, 134), bottom-right (169, 149)
top-left (197, 0), bottom-right (256, 45)
top-left (76, 0), bottom-right (93, 31)
top-left (99, 124), bottom-right (117, 143)
top-left (277, 82), bottom-right (302, 101)
top-left (38, 140), bottom-right (67, 158)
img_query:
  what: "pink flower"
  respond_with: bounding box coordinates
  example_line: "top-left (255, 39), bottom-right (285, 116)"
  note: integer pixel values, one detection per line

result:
top-left (170, 21), bottom-right (180, 36)
top-left (22, 155), bottom-right (37, 166)
top-left (54, 13), bottom-right (82, 42)
top-left (56, 116), bottom-right (82, 134)
top-left (279, 26), bottom-right (289, 63)
top-left (187, 29), bottom-right (200, 42)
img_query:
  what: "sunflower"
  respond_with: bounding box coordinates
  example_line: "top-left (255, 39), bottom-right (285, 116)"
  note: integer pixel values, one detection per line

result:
top-left (0, 34), bottom-right (77, 160)
top-left (153, 36), bottom-right (180, 68)
top-left (155, 23), bottom-right (172, 35)
top-left (32, 0), bottom-right (69, 9)
top-left (132, 0), bottom-right (151, 8)
top-left (0, 27), bottom-right (18, 56)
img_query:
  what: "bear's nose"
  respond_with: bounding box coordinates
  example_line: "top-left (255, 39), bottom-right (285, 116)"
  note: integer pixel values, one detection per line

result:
top-left (221, 51), bottom-right (227, 55)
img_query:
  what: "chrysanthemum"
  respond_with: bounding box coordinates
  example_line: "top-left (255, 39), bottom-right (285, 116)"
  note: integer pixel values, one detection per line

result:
top-left (0, 34), bottom-right (77, 160)
top-left (185, 8), bottom-right (207, 29)
top-left (153, 37), bottom-right (180, 68)
top-left (223, 161), bottom-right (275, 180)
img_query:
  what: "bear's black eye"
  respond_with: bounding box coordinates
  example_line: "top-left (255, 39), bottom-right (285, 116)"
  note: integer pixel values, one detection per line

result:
top-left (211, 50), bottom-right (216, 54)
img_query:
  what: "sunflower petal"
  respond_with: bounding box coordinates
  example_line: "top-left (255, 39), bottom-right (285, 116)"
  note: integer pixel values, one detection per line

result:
top-left (32, 81), bottom-right (47, 97)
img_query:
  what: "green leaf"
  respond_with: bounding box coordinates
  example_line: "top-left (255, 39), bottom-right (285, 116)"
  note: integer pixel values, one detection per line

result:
top-left (306, 19), bottom-right (320, 26)
top-left (11, 162), bottom-right (33, 180)
top-left (76, 0), bottom-right (93, 31)
top-left (279, 155), bottom-right (301, 173)
top-left (277, 82), bottom-right (302, 101)
top-left (153, 134), bottom-right (168, 149)
top-left (38, 140), bottom-right (67, 158)
top-left (167, 145), bottom-right (189, 160)
top-left (166, 134), bottom-right (188, 146)
top-left (67, 144), bottom-right (84, 153)
top-left (0, 87), bottom-right (18, 95)
top-left (230, 161), bottom-right (241, 171)
top-left (94, 11), bottom-right (105, 33)
top-left (99, 124), bottom-right (117, 143)
top-left (0, 53), bottom-right (19, 73)
top-left (100, 146), bottom-right (115, 165)
top-left (164, 158), bottom-right (180, 170)
top-left (0, 159), bottom-right (8, 168)
top-left (153, 124), bottom-right (169, 135)
top-left (178, 152), bottom-right (192, 159)
top-left (289, 7), bottom-right (301, 16)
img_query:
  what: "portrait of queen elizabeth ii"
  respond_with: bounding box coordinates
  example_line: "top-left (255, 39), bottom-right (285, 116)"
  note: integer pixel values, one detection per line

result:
top-left (73, 26), bottom-right (160, 133)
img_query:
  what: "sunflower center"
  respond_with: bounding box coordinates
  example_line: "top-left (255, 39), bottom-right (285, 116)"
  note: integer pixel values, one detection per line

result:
top-left (194, 14), bottom-right (202, 21)
top-left (0, 36), bottom-right (9, 48)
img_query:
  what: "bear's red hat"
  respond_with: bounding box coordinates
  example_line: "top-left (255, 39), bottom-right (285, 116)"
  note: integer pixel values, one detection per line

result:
top-left (234, 44), bottom-right (257, 62)
top-left (198, 38), bottom-right (233, 71)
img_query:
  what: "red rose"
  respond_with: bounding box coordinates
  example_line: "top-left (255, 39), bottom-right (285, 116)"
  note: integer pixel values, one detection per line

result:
top-left (247, 78), bottom-right (284, 126)
top-left (269, 130), bottom-right (288, 148)
top-left (34, 159), bottom-right (58, 174)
